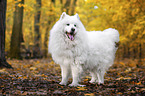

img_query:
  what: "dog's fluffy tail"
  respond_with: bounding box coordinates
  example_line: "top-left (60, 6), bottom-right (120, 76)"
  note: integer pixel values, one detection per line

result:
top-left (103, 28), bottom-right (120, 43)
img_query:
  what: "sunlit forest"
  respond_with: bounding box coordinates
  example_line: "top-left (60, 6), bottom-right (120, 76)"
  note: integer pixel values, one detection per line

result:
top-left (6, 0), bottom-right (145, 61)
top-left (0, 0), bottom-right (144, 95)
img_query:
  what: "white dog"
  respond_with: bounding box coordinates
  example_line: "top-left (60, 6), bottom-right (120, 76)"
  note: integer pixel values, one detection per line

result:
top-left (48, 12), bottom-right (119, 87)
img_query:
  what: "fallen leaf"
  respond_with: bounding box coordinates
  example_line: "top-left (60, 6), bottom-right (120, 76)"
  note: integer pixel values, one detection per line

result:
top-left (117, 92), bottom-right (123, 94)
top-left (119, 62), bottom-right (125, 66)
top-left (135, 81), bottom-right (142, 85)
top-left (30, 67), bottom-right (37, 71)
top-left (84, 79), bottom-right (89, 82)
top-left (116, 77), bottom-right (131, 80)
top-left (0, 69), bottom-right (9, 74)
top-left (76, 87), bottom-right (87, 91)
top-left (22, 92), bottom-right (27, 95)
top-left (41, 74), bottom-right (48, 77)
top-left (84, 93), bottom-right (95, 96)
top-left (124, 68), bottom-right (131, 73)
top-left (140, 88), bottom-right (145, 91)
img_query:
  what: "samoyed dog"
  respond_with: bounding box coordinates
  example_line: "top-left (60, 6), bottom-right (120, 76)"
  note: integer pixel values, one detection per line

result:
top-left (49, 12), bottom-right (119, 87)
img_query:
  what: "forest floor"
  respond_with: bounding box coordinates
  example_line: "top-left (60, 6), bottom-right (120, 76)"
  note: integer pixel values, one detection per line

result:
top-left (0, 58), bottom-right (145, 95)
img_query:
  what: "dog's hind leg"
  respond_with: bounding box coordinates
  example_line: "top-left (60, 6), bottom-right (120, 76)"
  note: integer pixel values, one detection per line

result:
top-left (59, 64), bottom-right (71, 85)
top-left (89, 71), bottom-right (98, 83)
top-left (97, 69), bottom-right (105, 84)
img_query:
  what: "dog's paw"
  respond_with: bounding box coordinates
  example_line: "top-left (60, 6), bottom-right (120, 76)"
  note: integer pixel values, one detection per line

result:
top-left (89, 80), bottom-right (96, 84)
top-left (97, 81), bottom-right (104, 85)
top-left (59, 82), bottom-right (67, 85)
top-left (69, 83), bottom-right (86, 87)
top-left (89, 78), bottom-right (99, 84)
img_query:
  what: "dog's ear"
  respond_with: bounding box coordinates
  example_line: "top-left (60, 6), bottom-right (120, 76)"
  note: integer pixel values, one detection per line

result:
top-left (60, 12), bottom-right (67, 20)
top-left (75, 13), bottom-right (80, 20)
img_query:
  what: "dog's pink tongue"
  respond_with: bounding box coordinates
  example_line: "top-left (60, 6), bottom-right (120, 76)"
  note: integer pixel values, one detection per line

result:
top-left (69, 35), bottom-right (74, 41)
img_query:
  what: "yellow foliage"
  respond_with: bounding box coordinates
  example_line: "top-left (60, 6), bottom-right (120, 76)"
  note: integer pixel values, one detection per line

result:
top-left (6, 0), bottom-right (145, 59)
top-left (17, 3), bottom-right (24, 7)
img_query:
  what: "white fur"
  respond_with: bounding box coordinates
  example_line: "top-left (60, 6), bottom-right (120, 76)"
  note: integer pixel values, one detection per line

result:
top-left (48, 12), bottom-right (119, 87)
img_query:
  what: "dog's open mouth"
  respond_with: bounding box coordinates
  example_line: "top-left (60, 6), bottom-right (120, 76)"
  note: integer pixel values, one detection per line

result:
top-left (65, 32), bottom-right (75, 41)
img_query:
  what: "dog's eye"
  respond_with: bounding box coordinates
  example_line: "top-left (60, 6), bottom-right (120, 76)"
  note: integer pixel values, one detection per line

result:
top-left (66, 24), bottom-right (70, 26)
top-left (74, 24), bottom-right (77, 27)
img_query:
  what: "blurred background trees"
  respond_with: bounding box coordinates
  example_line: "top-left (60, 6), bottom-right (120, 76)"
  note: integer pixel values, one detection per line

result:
top-left (0, 0), bottom-right (12, 68)
top-left (10, 0), bottom-right (24, 59)
top-left (33, 0), bottom-right (42, 58)
top-left (5, 0), bottom-right (145, 62)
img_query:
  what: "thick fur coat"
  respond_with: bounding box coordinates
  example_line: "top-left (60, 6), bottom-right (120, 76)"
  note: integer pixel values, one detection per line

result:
top-left (49, 12), bottom-right (119, 86)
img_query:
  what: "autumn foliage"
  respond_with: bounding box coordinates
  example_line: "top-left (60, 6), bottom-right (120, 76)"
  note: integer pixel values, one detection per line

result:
top-left (5, 0), bottom-right (145, 60)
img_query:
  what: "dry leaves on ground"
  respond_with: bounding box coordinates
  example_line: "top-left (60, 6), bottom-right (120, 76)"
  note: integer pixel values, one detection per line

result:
top-left (0, 58), bottom-right (145, 95)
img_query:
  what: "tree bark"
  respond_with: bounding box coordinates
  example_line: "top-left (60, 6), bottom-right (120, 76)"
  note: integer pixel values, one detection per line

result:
top-left (137, 43), bottom-right (142, 67)
top-left (0, 0), bottom-right (13, 68)
top-left (60, 0), bottom-right (77, 15)
top-left (60, 0), bottom-right (63, 12)
top-left (64, 0), bottom-right (71, 14)
top-left (33, 0), bottom-right (42, 58)
top-left (71, 0), bottom-right (77, 15)
top-left (10, 0), bottom-right (24, 59)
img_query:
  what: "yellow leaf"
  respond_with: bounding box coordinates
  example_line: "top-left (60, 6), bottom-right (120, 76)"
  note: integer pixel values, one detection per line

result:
top-left (0, 69), bottom-right (9, 74)
top-left (23, 76), bottom-right (27, 79)
top-left (36, 61), bottom-right (40, 64)
top-left (17, 77), bottom-right (22, 79)
top-left (119, 62), bottom-right (125, 66)
top-left (0, 69), bottom-right (6, 73)
top-left (124, 68), bottom-right (131, 73)
top-left (41, 74), bottom-right (48, 77)
top-left (117, 92), bottom-right (123, 95)
top-left (116, 77), bottom-right (131, 80)
top-left (17, 3), bottom-right (22, 7)
top-left (135, 81), bottom-right (142, 85)
top-left (84, 79), bottom-right (89, 82)
top-left (30, 67), bottom-right (37, 71)
top-left (84, 93), bottom-right (95, 96)
top-left (76, 87), bottom-right (87, 91)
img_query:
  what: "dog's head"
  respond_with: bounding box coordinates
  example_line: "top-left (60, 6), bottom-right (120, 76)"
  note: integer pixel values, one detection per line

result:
top-left (59, 12), bottom-right (80, 41)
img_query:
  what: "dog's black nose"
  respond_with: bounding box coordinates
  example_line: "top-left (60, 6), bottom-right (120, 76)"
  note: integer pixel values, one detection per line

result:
top-left (70, 28), bottom-right (75, 35)
top-left (71, 28), bottom-right (75, 32)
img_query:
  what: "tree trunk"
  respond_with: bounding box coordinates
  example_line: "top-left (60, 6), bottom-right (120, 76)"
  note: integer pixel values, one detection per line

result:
top-left (60, 0), bottom-right (77, 15)
top-left (60, 0), bottom-right (63, 12)
top-left (64, 0), bottom-right (71, 14)
top-left (137, 43), bottom-right (142, 67)
top-left (71, 0), bottom-right (77, 15)
top-left (0, 0), bottom-right (13, 68)
top-left (33, 0), bottom-right (42, 58)
top-left (10, 0), bottom-right (24, 59)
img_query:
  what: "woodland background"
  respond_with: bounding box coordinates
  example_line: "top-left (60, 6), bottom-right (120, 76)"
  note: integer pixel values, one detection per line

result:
top-left (5, 0), bottom-right (145, 61)
top-left (0, 0), bottom-right (145, 95)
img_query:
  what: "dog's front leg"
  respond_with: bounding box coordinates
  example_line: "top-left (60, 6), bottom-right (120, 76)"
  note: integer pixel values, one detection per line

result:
top-left (59, 64), bottom-right (71, 85)
top-left (69, 65), bottom-right (85, 87)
